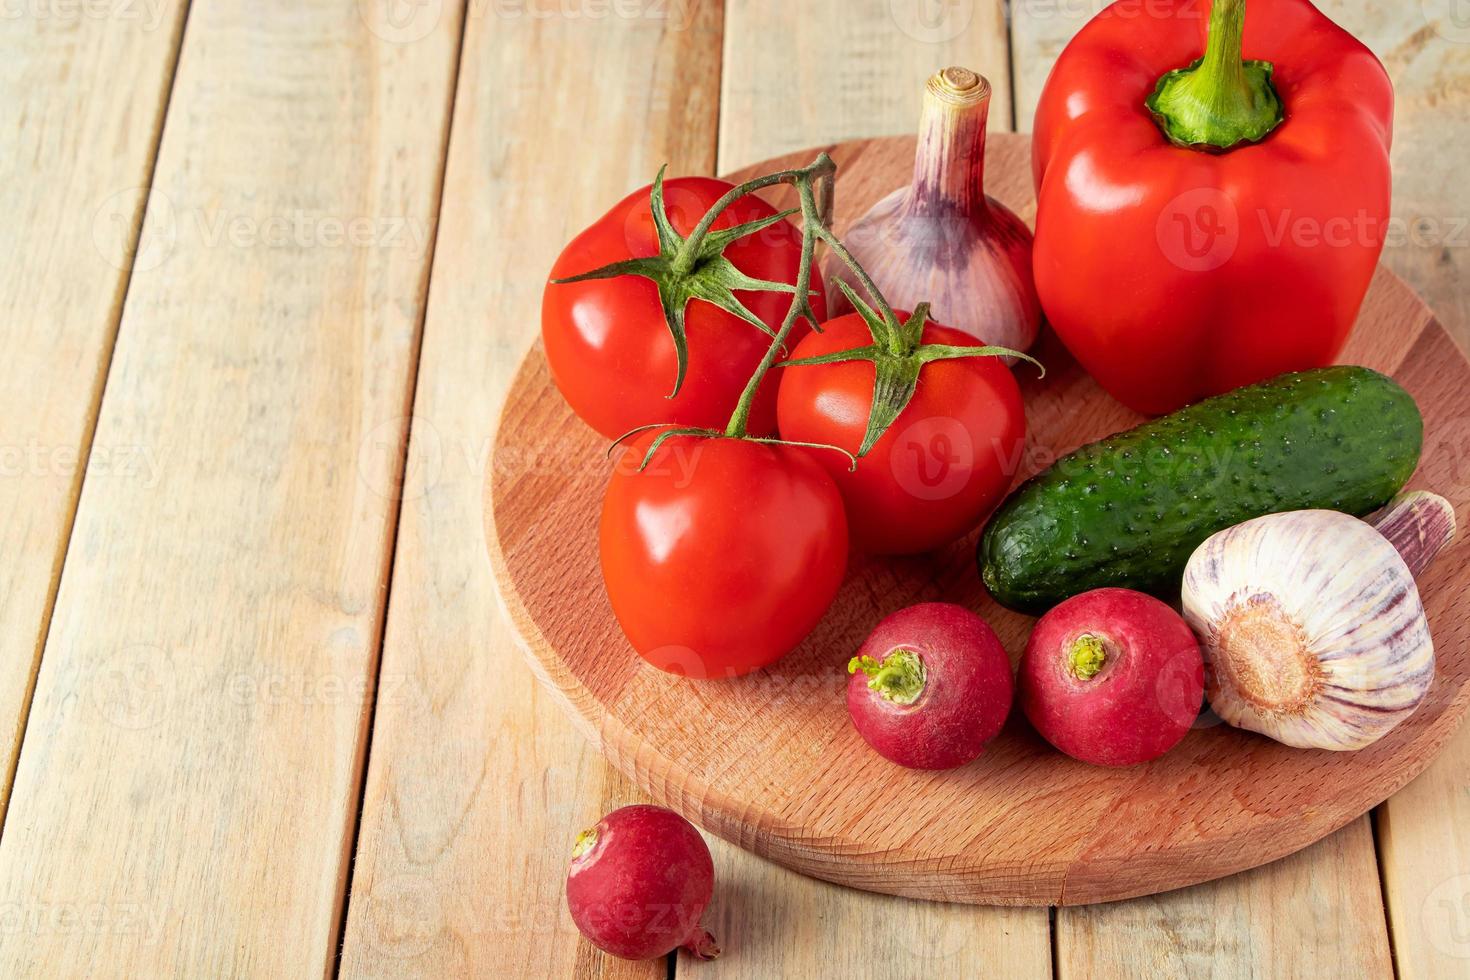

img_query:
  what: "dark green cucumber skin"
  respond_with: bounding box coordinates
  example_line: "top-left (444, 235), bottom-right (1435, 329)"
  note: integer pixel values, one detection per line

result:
top-left (978, 367), bottom-right (1422, 614)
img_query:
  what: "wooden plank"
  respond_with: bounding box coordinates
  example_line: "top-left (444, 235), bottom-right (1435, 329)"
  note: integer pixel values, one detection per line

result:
top-left (1010, 2), bottom-right (1468, 976)
top-left (1007, 0), bottom-right (1087, 130)
top-left (1057, 818), bottom-right (1393, 977)
top-left (1011, 0), bottom-right (1081, 131)
top-left (1379, 747), bottom-right (1470, 978)
top-left (0, 0), bottom-right (188, 824)
top-left (704, 837), bottom-right (1048, 978)
top-left (0, 1), bottom-right (461, 974)
top-left (1349, 0), bottom-right (1470, 353)
top-left (706, 2), bottom-right (1051, 974)
top-left (719, 0), bottom-right (1014, 172)
top-left (335, 2), bottom-right (724, 977)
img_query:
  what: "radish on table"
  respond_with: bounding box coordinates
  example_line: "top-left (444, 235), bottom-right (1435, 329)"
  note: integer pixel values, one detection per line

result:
top-left (1019, 588), bottom-right (1204, 767)
top-left (566, 805), bottom-right (719, 961)
top-left (847, 603), bottom-right (1014, 770)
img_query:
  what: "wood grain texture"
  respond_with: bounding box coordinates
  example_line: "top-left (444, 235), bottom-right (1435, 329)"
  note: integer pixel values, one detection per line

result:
top-left (1011, 1), bottom-right (1469, 970)
top-left (701, 836), bottom-right (1049, 978)
top-left (0, 1), bottom-right (460, 974)
top-left (1008, 0), bottom-right (1086, 129)
top-left (1057, 816), bottom-right (1393, 977)
top-left (1337, 0), bottom-right (1470, 354)
top-left (718, 0), bottom-right (1013, 172)
top-left (335, 2), bottom-right (724, 977)
top-left (487, 132), bottom-right (1470, 907)
top-left (0, 1), bottom-right (188, 824)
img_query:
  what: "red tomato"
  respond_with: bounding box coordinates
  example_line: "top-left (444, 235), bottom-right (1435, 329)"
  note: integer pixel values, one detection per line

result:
top-left (600, 431), bottom-right (848, 678)
top-left (776, 312), bottom-right (1026, 555)
top-left (543, 177), bottom-right (825, 440)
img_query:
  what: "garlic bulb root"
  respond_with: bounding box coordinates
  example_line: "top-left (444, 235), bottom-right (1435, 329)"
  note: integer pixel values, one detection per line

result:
top-left (1210, 593), bottom-right (1323, 715)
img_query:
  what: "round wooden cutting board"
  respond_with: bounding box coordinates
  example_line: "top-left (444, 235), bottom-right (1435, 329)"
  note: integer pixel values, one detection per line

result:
top-left (486, 134), bottom-right (1470, 906)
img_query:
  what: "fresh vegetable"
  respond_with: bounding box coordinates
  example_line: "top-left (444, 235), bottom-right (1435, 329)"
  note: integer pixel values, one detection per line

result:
top-left (601, 428), bottom-right (848, 678)
top-left (543, 171), bottom-right (825, 439)
top-left (1032, 0), bottom-right (1393, 414)
top-left (1019, 588), bottom-right (1204, 767)
top-left (566, 805), bottom-right (719, 960)
top-left (1182, 492), bottom-right (1454, 750)
top-left (979, 366), bottom-right (1422, 613)
top-left (776, 305), bottom-right (1027, 555)
top-left (846, 603), bottom-right (1013, 770)
top-left (599, 157), bottom-right (850, 678)
top-left (826, 67), bottom-right (1039, 357)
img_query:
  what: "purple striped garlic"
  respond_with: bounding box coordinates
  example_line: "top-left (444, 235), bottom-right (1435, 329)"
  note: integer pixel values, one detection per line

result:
top-left (825, 67), bottom-right (1040, 361)
top-left (1181, 492), bottom-right (1455, 751)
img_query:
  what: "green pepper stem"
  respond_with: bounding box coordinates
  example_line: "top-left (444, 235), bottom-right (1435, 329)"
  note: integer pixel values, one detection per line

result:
top-left (1145, 0), bottom-right (1283, 150)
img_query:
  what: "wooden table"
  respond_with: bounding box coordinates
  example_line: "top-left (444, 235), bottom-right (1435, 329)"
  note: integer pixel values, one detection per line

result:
top-left (1, 1), bottom-right (1465, 976)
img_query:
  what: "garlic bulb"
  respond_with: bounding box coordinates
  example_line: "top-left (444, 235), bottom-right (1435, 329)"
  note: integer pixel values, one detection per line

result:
top-left (826, 67), bottom-right (1040, 358)
top-left (1181, 493), bottom-right (1455, 751)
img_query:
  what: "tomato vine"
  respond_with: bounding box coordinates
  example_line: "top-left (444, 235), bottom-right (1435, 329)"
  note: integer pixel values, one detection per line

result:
top-left (599, 152), bottom-right (1044, 467)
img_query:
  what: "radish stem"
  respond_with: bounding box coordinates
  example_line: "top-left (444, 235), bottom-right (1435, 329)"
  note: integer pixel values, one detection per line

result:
top-left (849, 649), bottom-right (927, 705)
top-left (1068, 634), bottom-right (1107, 681)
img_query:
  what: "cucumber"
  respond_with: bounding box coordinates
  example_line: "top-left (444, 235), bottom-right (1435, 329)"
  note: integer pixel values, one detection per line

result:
top-left (978, 366), bottom-right (1422, 613)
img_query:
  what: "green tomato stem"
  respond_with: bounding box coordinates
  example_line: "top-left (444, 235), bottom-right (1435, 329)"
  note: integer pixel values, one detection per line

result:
top-left (815, 224), bottom-right (907, 356)
top-left (671, 160), bottom-right (834, 276)
top-left (722, 155), bottom-right (836, 438)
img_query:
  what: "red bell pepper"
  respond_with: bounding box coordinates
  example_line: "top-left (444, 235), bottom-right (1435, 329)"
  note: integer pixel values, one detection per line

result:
top-left (1032, 0), bottom-right (1392, 415)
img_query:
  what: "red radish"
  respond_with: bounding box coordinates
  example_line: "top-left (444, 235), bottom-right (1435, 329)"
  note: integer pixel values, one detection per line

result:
top-left (1019, 588), bottom-right (1204, 767)
top-left (846, 603), bottom-right (1014, 769)
top-left (566, 805), bottom-right (719, 961)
